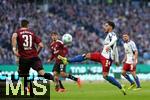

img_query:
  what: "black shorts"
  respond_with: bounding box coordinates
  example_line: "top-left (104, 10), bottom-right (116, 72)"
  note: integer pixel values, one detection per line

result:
top-left (18, 57), bottom-right (43, 77)
top-left (52, 63), bottom-right (66, 73)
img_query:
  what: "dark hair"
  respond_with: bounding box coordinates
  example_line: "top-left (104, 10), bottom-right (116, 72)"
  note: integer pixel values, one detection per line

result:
top-left (50, 31), bottom-right (58, 35)
top-left (21, 19), bottom-right (29, 27)
top-left (107, 21), bottom-right (115, 29)
top-left (123, 32), bottom-right (129, 36)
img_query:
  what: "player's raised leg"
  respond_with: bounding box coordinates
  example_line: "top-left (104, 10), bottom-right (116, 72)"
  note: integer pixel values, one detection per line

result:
top-left (58, 54), bottom-right (86, 64)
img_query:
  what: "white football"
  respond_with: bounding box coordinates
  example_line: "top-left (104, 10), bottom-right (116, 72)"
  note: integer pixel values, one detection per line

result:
top-left (62, 33), bottom-right (72, 44)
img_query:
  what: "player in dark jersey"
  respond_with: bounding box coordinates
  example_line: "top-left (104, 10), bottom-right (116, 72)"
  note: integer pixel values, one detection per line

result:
top-left (47, 32), bottom-right (81, 91)
top-left (11, 19), bottom-right (55, 92)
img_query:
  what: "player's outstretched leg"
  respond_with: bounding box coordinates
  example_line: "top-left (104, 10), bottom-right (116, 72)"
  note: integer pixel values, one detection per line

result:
top-left (122, 70), bottom-right (135, 90)
top-left (58, 54), bottom-right (86, 64)
top-left (103, 73), bottom-right (126, 95)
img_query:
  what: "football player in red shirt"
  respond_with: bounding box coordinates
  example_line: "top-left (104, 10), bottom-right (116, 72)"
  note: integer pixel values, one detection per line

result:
top-left (47, 32), bottom-right (81, 92)
top-left (11, 19), bottom-right (54, 92)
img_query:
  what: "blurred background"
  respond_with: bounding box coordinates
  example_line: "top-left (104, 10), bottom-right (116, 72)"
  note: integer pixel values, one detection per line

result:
top-left (0, 0), bottom-right (150, 80)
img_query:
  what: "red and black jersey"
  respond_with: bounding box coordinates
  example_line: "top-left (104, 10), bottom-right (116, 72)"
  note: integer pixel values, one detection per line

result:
top-left (49, 40), bottom-right (68, 63)
top-left (16, 28), bottom-right (41, 58)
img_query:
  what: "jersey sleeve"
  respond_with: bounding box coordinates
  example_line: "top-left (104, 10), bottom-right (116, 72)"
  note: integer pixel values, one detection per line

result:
top-left (131, 41), bottom-right (137, 51)
top-left (48, 43), bottom-right (55, 60)
top-left (59, 41), bottom-right (64, 48)
top-left (34, 35), bottom-right (42, 44)
top-left (49, 53), bottom-right (55, 60)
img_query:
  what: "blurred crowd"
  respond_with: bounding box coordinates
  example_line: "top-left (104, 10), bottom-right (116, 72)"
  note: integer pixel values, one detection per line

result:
top-left (0, 0), bottom-right (149, 64)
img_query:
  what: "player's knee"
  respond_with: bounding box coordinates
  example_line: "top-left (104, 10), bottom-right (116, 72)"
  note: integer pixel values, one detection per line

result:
top-left (53, 71), bottom-right (57, 76)
top-left (60, 72), bottom-right (67, 78)
top-left (85, 53), bottom-right (91, 59)
top-left (103, 74), bottom-right (107, 79)
top-left (103, 76), bottom-right (107, 79)
top-left (53, 72), bottom-right (57, 75)
top-left (122, 73), bottom-right (126, 76)
top-left (122, 71), bottom-right (126, 76)
top-left (38, 70), bottom-right (45, 76)
top-left (54, 76), bottom-right (59, 81)
top-left (131, 72), bottom-right (136, 77)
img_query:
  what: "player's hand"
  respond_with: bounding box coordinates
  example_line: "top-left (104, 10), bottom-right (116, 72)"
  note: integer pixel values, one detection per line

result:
top-left (15, 57), bottom-right (19, 64)
top-left (47, 59), bottom-right (51, 63)
top-left (12, 47), bottom-right (20, 57)
top-left (133, 60), bottom-right (137, 67)
top-left (122, 59), bottom-right (126, 64)
top-left (14, 52), bottom-right (20, 57)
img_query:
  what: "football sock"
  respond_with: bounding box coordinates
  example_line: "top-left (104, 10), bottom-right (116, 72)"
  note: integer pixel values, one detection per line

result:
top-left (133, 76), bottom-right (141, 88)
top-left (67, 74), bottom-right (78, 81)
top-left (58, 80), bottom-right (65, 89)
top-left (44, 73), bottom-right (54, 81)
top-left (105, 76), bottom-right (122, 89)
top-left (124, 74), bottom-right (134, 84)
top-left (68, 55), bottom-right (85, 63)
top-left (24, 77), bottom-right (28, 93)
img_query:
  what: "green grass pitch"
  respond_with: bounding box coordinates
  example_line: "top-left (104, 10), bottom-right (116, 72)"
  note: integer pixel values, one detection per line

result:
top-left (50, 81), bottom-right (150, 100)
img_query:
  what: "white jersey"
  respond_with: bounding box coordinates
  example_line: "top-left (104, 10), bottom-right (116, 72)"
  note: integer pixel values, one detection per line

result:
top-left (101, 32), bottom-right (118, 60)
top-left (124, 40), bottom-right (137, 64)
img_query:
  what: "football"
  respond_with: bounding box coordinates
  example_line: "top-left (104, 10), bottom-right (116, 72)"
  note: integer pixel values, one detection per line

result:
top-left (62, 33), bottom-right (72, 44)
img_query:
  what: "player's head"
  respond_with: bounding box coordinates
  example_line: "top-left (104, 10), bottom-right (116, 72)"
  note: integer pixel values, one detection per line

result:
top-left (122, 33), bottom-right (130, 42)
top-left (50, 32), bottom-right (59, 41)
top-left (21, 19), bottom-right (29, 28)
top-left (103, 21), bottom-right (115, 33)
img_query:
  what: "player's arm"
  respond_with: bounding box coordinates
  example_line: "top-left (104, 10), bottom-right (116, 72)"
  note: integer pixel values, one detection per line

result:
top-left (11, 33), bottom-right (20, 57)
top-left (37, 42), bottom-right (44, 54)
top-left (47, 43), bottom-right (55, 63)
top-left (34, 35), bottom-right (43, 54)
top-left (133, 50), bottom-right (138, 66)
top-left (122, 54), bottom-right (127, 64)
top-left (131, 41), bottom-right (138, 66)
top-left (47, 53), bottom-right (55, 63)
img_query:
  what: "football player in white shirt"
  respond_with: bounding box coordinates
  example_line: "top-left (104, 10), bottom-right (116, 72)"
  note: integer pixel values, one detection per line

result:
top-left (122, 33), bottom-right (141, 90)
top-left (58, 21), bottom-right (126, 95)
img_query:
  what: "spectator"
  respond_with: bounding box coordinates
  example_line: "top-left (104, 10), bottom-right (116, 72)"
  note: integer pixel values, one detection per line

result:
top-left (0, 0), bottom-right (149, 64)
